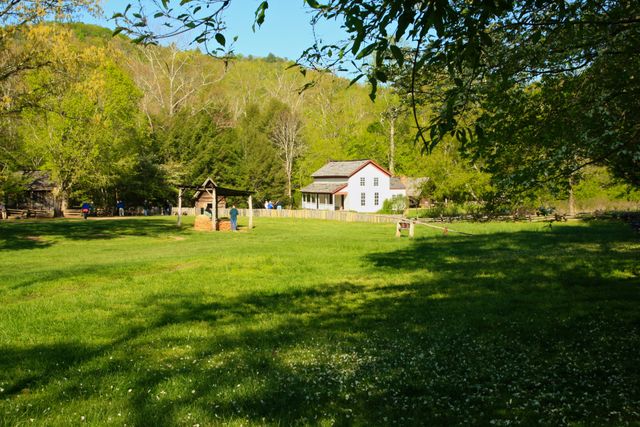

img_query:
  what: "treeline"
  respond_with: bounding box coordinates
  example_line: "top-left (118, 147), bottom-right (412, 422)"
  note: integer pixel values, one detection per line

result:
top-left (0, 23), bottom-right (637, 214)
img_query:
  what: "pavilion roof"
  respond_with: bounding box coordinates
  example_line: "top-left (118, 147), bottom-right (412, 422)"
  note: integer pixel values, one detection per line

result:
top-left (183, 177), bottom-right (253, 198)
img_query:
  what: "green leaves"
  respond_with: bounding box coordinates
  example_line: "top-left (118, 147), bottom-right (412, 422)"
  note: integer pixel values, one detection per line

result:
top-left (253, 1), bottom-right (269, 30)
top-left (355, 42), bottom-right (377, 60)
top-left (349, 73), bottom-right (364, 86)
top-left (390, 45), bottom-right (404, 67)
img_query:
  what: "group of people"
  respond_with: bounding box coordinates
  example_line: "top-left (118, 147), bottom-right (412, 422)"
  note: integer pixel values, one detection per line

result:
top-left (263, 200), bottom-right (283, 210)
top-left (77, 200), bottom-right (172, 218)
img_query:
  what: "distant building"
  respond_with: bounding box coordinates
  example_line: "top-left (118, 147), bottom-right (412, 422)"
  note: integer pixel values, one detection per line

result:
top-left (401, 177), bottom-right (431, 207)
top-left (5, 171), bottom-right (56, 210)
top-left (301, 160), bottom-right (406, 213)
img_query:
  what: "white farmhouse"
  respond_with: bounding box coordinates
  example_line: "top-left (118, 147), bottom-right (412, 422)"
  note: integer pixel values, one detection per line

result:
top-left (301, 160), bottom-right (406, 213)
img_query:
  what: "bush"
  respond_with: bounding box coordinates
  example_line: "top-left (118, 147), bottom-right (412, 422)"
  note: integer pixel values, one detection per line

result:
top-left (414, 203), bottom-right (466, 219)
top-left (379, 195), bottom-right (408, 214)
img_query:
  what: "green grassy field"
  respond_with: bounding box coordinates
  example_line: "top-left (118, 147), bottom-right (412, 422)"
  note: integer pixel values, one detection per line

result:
top-left (0, 217), bottom-right (639, 426)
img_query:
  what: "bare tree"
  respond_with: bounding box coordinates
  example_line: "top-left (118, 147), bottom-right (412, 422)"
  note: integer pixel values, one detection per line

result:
top-left (270, 109), bottom-right (305, 204)
top-left (267, 71), bottom-right (305, 112)
top-left (127, 43), bottom-right (226, 130)
top-left (380, 105), bottom-right (403, 175)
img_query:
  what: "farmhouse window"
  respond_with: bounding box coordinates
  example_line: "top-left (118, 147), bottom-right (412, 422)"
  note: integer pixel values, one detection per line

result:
top-left (360, 177), bottom-right (365, 186)
top-left (374, 177), bottom-right (379, 186)
top-left (361, 192), bottom-right (366, 206)
top-left (374, 192), bottom-right (379, 206)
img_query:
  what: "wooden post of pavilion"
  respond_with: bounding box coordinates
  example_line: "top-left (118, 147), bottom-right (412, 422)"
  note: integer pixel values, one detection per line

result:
top-left (248, 195), bottom-right (253, 229)
top-left (212, 186), bottom-right (218, 230)
top-left (177, 187), bottom-right (183, 227)
top-left (204, 185), bottom-right (216, 231)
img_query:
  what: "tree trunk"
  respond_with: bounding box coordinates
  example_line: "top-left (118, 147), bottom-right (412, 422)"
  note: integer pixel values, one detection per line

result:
top-left (52, 188), bottom-right (67, 217)
top-left (568, 175), bottom-right (575, 216)
top-left (389, 118), bottom-right (395, 175)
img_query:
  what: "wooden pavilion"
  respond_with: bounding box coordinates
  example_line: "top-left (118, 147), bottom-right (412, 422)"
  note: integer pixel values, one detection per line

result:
top-left (177, 177), bottom-right (254, 230)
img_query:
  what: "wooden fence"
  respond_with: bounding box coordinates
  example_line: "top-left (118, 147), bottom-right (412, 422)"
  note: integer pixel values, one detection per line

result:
top-left (172, 207), bottom-right (197, 216)
top-left (218, 208), bottom-right (402, 224)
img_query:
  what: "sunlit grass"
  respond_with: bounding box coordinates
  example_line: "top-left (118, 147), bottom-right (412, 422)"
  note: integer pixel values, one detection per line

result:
top-left (0, 216), bottom-right (639, 425)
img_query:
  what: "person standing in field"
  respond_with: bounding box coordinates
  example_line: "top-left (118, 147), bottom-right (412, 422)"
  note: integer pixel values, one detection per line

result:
top-left (117, 200), bottom-right (125, 217)
top-left (229, 204), bottom-right (239, 231)
top-left (81, 202), bottom-right (91, 220)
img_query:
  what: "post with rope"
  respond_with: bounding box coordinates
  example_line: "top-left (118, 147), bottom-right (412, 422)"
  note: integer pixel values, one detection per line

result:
top-left (396, 219), bottom-right (414, 238)
top-left (248, 195), bottom-right (253, 229)
top-left (177, 187), bottom-right (183, 227)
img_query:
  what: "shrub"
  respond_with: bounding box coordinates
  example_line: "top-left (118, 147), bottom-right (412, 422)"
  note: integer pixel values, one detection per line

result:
top-left (379, 195), bottom-right (408, 214)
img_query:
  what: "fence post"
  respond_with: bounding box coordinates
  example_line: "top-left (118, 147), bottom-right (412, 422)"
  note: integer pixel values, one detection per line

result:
top-left (177, 188), bottom-right (183, 227)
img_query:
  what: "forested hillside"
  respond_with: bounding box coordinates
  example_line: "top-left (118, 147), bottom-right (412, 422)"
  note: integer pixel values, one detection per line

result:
top-left (1, 23), bottom-right (637, 213)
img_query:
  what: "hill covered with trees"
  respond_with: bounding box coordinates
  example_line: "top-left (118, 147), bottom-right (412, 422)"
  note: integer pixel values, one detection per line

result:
top-left (1, 22), bottom-right (637, 214)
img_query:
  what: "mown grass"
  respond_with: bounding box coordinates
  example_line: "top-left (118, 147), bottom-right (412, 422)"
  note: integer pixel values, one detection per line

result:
top-left (0, 216), bottom-right (639, 426)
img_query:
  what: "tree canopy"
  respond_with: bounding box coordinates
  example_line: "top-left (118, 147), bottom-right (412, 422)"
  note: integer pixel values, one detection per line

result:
top-left (2, 0), bottom-right (638, 215)
top-left (114, 0), bottom-right (640, 194)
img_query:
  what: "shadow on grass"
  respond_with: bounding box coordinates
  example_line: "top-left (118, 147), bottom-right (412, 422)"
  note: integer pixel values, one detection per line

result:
top-left (0, 218), bottom-right (185, 251)
top-left (1, 222), bottom-right (639, 425)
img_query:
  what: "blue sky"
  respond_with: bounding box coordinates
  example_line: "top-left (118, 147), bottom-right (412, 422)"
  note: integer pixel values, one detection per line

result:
top-left (87, 1), bottom-right (347, 61)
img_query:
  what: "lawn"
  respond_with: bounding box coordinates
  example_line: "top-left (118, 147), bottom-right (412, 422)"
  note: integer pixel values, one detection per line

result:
top-left (0, 217), bottom-right (639, 426)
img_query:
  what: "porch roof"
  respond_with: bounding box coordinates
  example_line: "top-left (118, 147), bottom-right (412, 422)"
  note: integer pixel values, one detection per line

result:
top-left (300, 182), bottom-right (347, 194)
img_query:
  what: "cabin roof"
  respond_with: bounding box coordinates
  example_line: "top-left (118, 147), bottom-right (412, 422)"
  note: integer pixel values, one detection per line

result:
top-left (310, 160), bottom-right (391, 178)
